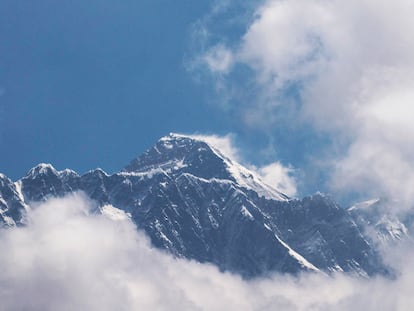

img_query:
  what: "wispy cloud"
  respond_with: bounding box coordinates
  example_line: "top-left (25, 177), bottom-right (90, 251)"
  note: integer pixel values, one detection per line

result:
top-left (253, 161), bottom-right (297, 196)
top-left (188, 132), bottom-right (241, 161)
top-left (186, 132), bottom-right (298, 196)
top-left (0, 194), bottom-right (413, 310)
top-left (203, 44), bottom-right (233, 74)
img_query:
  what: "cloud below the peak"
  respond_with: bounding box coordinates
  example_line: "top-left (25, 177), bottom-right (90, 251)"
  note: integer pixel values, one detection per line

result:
top-left (192, 0), bottom-right (414, 206)
top-left (1, 194), bottom-right (414, 310)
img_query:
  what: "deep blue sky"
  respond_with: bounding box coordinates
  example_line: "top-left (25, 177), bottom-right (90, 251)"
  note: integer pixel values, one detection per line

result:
top-left (0, 0), bottom-right (329, 198)
top-left (0, 1), bottom-right (222, 176)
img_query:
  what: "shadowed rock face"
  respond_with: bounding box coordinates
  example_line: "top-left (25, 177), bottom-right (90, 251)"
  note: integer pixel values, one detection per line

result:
top-left (0, 134), bottom-right (390, 278)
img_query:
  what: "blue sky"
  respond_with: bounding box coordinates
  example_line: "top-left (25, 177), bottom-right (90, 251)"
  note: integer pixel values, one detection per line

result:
top-left (0, 1), bottom-right (312, 187)
top-left (0, 1), bottom-right (224, 175)
top-left (1, 0), bottom-right (414, 206)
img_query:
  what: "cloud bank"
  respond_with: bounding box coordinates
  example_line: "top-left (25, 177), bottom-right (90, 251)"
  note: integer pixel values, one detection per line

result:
top-left (1, 194), bottom-right (414, 310)
top-left (196, 0), bottom-right (414, 207)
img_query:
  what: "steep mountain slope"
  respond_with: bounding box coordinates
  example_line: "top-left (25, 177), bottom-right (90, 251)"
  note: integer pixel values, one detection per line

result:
top-left (0, 174), bottom-right (26, 226)
top-left (0, 133), bottom-right (388, 278)
top-left (348, 199), bottom-right (413, 244)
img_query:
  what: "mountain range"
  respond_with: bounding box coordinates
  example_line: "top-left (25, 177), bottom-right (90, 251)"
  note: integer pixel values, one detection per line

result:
top-left (0, 133), bottom-right (408, 278)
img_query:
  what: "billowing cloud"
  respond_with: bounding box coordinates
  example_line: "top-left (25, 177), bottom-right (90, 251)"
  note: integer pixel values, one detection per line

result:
top-left (1, 194), bottom-right (414, 310)
top-left (194, 0), bottom-right (414, 207)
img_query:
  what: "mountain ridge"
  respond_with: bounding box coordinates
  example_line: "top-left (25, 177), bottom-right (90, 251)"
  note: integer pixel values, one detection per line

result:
top-left (0, 133), bottom-right (392, 278)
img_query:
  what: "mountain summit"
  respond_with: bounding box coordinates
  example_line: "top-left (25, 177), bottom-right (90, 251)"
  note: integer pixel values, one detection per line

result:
top-left (125, 133), bottom-right (289, 201)
top-left (0, 134), bottom-right (389, 278)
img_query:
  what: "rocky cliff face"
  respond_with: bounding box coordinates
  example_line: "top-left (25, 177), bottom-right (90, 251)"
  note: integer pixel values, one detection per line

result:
top-left (0, 133), bottom-right (390, 278)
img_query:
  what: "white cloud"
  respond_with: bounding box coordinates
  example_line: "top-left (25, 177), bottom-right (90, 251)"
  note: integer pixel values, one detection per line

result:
top-left (189, 133), bottom-right (241, 161)
top-left (239, 0), bottom-right (331, 88)
top-left (254, 162), bottom-right (297, 196)
top-left (1, 194), bottom-right (414, 310)
top-left (188, 133), bottom-right (298, 196)
top-left (203, 45), bottom-right (233, 73)
top-left (196, 0), bottom-right (414, 207)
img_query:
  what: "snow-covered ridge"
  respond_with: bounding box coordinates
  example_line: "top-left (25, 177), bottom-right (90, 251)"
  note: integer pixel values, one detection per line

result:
top-left (26, 163), bottom-right (57, 176)
top-left (123, 159), bottom-right (188, 178)
top-left (274, 235), bottom-right (319, 272)
top-left (14, 180), bottom-right (29, 211)
top-left (348, 198), bottom-right (412, 244)
top-left (262, 224), bottom-right (319, 272)
top-left (157, 133), bottom-right (290, 201)
top-left (0, 209), bottom-right (15, 226)
top-left (348, 198), bottom-right (381, 211)
top-left (25, 163), bottom-right (79, 179)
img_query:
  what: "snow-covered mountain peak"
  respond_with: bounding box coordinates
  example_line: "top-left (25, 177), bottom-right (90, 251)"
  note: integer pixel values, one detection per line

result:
top-left (161, 132), bottom-right (236, 159)
top-left (25, 163), bottom-right (58, 178)
top-left (0, 173), bottom-right (11, 183)
top-left (58, 168), bottom-right (79, 179)
top-left (24, 163), bottom-right (80, 180)
top-left (124, 134), bottom-right (289, 201)
top-left (124, 133), bottom-right (228, 178)
top-left (84, 168), bottom-right (108, 176)
top-left (142, 132), bottom-right (236, 166)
